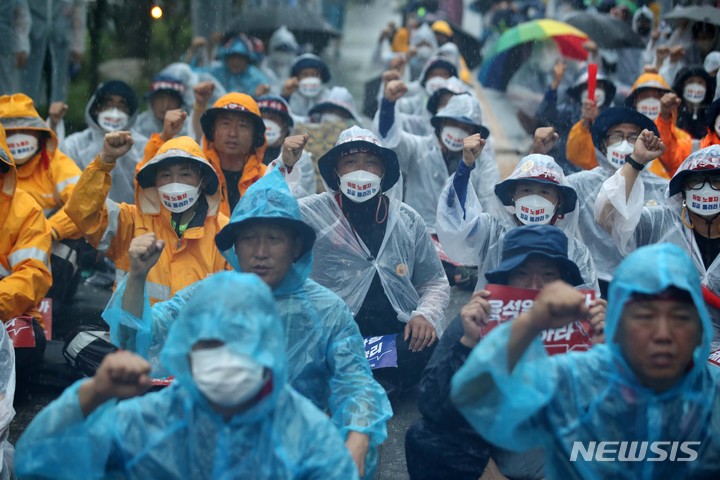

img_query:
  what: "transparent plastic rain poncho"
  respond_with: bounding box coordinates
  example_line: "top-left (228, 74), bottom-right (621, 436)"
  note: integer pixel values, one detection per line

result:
top-left (287, 54), bottom-right (331, 118)
top-left (395, 53), bottom-right (460, 119)
top-left (566, 147), bottom-right (669, 282)
top-left (60, 89), bottom-right (144, 204)
top-left (450, 243), bottom-right (720, 479)
top-left (299, 193), bottom-right (451, 335)
top-left (377, 94), bottom-right (499, 233)
top-left (407, 24), bottom-right (439, 81)
top-left (437, 154), bottom-right (599, 293)
top-left (16, 272), bottom-right (360, 480)
top-left (0, 329), bottom-right (15, 480)
top-left (102, 170), bottom-right (391, 477)
top-left (595, 145), bottom-right (720, 347)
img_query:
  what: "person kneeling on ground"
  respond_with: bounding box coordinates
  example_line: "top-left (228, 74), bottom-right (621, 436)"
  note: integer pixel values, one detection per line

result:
top-left (406, 225), bottom-right (606, 480)
top-left (451, 243), bottom-right (720, 478)
top-left (16, 272), bottom-right (360, 479)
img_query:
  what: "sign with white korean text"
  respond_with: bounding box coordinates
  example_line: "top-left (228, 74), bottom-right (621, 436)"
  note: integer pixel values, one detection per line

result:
top-left (708, 348), bottom-right (720, 368)
top-left (482, 284), bottom-right (595, 355)
top-left (364, 334), bottom-right (398, 369)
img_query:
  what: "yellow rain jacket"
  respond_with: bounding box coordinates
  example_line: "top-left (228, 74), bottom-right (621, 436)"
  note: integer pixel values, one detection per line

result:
top-left (0, 94), bottom-right (82, 241)
top-left (0, 125), bottom-right (52, 324)
top-left (65, 136), bottom-right (229, 305)
top-left (144, 93), bottom-right (268, 217)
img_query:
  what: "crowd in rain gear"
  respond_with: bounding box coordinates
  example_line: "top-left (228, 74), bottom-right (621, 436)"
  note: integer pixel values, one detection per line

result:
top-left (103, 170), bottom-right (391, 479)
top-left (595, 144), bottom-right (720, 350)
top-left (451, 243), bottom-right (720, 479)
top-left (0, 93), bottom-right (81, 241)
top-left (59, 80), bottom-right (144, 205)
top-left (200, 36), bottom-right (270, 96)
top-left (0, 0), bottom-right (30, 96)
top-left (566, 107), bottom-right (669, 285)
top-left (64, 135), bottom-right (228, 305)
top-left (0, 328), bottom-right (14, 480)
top-left (16, 272), bottom-right (361, 479)
top-left (437, 153), bottom-right (599, 292)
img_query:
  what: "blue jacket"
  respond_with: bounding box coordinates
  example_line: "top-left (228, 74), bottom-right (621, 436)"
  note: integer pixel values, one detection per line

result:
top-left (451, 243), bottom-right (720, 479)
top-left (16, 272), bottom-right (359, 479)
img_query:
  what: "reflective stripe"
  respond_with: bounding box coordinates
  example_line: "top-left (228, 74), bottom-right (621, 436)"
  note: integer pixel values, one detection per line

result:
top-left (0, 263), bottom-right (10, 277)
top-left (0, 116), bottom-right (48, 130)
top-left (51, 242), bottom-right (78, 273)
top-left (9, 247), bottom-right (49, 268)
top-left (115, 268), bottom-right (127, 284)
top-left (98, 200), bottom-right (121, 252)
top-left (55, 175), bottom-right (79, 195)
top-left (146, 281), bottom-right (171, 302)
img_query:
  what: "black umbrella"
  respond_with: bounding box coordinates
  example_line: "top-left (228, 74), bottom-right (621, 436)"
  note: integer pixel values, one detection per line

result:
top-left (419, 15), bottom-right (484, 69)
top-left (565, 11), bottom-right (645, 49)
top-left (227, 7), bottom-right (341, 53)
top-left (664, 5), bottom-right (720, 27)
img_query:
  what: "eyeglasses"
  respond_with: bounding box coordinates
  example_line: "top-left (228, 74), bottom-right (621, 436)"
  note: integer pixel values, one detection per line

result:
top-left (685, 176), bottom-right (720, 191)
top-left (605, 132), bottom-right (639, 145)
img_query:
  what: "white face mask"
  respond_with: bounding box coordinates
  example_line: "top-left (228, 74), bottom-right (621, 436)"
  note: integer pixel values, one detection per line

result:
top-left (191, 345), bottom-right (266, 408)
top-left (339, 170), bottom-right (382, 203)
top-left (715, 116), bottom-right (720, 137)
top-left (263, 119), bottom-right (283, 146)
top-left (605, 140), bottom-right (635, 168)
top-left (320, 112), bottom-right (345, 123)
top-left (157, 182), bottom-right (200, 213)
top-left (298, 77), bottom-right (322, 97)
top-left (581, 88), bottom-right (606, 108)
top-left (636, 97), bottom-right (662, 120)
top-left (683, 82), bottom-right (706, 104)
top-left (268, 51), bottom-right (296, 68)
top-left (416, 45), bottom-right (434, 61)
top-left (6, 133), bottom-right (39, 165)
top-left (514, 194), bottom-right (556, 225)
top-left (97, 108), bottom-right (129, 132)
top-left (440, 126), bottom-right (467, 152)
top-left (425, 76), bottom-right (447, 95)
top-left (686, 184), bottom-right (720, 217)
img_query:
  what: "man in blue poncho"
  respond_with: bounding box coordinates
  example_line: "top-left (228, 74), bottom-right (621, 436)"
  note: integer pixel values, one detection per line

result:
top-left (451, 243), bottom-right (720, 479)
top-left (103, 168), bottom-right (391, 479)
top-left (16, 272), bottom-right (359, 479)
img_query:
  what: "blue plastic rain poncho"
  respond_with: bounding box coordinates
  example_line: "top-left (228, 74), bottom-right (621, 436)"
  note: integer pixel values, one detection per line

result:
top-left (102, 170), bottom-right (391, 478)
top-left (595, 145), bottom-right (720, 348)
top-left (200, 37), bottom-right (270, 96)
top-left (377, 93), bottom-right (500, 232)
top-left (451, 243), bottom-right (720, 479)
top-left (437, 154), bottom-right (599, 293)
top-left (16, 272), bottom-right (360, 479)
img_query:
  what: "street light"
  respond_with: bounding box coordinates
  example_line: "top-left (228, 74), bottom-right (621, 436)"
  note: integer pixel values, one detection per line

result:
top-left (151, 3), bottom-right (163, 20)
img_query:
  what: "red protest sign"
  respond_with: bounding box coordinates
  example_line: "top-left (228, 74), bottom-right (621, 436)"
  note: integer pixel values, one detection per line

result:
top-left (587, 63), bottom-right (598, 102)
top-left (5, 316), bottom-right (37, 348)
top-left (482, 284), bottom-right (595, 355)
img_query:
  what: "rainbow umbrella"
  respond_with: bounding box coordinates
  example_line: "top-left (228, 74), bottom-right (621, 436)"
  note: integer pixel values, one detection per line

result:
top-left (478, 19), bottom-right (589, 91)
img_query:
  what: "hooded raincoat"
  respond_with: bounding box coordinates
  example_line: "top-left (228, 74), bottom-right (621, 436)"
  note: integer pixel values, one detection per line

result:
top-left (60, 82), bottom-right (144, 204)
top-left (65, 136), bottom-right (228, 305)
top-left (287, 54), bottom-right (333, 118)
top-left (437, 154), bottom-right (599, 293)
top-left (0, 93), bottom-right (82, 240)
top-left (451, 243), bottom-right (720, 479)
top-left (103, 170), bottom-right (391, 478)
top-left (132, 75), bottom-right (189, 145)
top-left (378, 93), bottom-right (499, 232)
top-left (16, 272), bottom-right (360, 480)
top-left (595, 145), bottom-right (720, 348)
top-left (200, 37), bottom-right (270, 96)
top-left (0, 124), bottom-right (52, 323)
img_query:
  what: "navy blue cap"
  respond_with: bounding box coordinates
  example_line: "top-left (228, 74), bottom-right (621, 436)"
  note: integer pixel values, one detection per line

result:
top-left (92, 80), bottom-right (138, 116)
top-left (291, 54), bottom-right (331, 83)
top-left (590, 107), bottom-right (659, 150)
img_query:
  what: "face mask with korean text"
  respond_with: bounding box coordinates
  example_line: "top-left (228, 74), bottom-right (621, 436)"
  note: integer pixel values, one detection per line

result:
top-left (686, 184), bottom-right (720, 217)
top-left (605, 140), bottom-right (634, 168)
top-left (636, 98), bottom-right (661, 120)
top-left (683, 82), bottom-right (706, 105)
top-left (440, 126), bottom-right (466, 152)
top-left (514, 194), bottom-right (556, 225)
top-left (338, 170), bottom-right (381, 203)
top-left (97, 108), bottom-right (129, 132)
top-left (157, 182), bottom-right (200, 213)
top-left (6, 133), bottom-right (39, 165)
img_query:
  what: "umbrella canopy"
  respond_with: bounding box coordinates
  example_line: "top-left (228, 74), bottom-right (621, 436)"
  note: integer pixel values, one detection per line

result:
top-left (228, 7), bottom-right (341, 53)
top-left (478, 19), bottom-right (589, 91)
top-left (565, 11), bottom-right (645, 49)
top-left (664, 5), bottom-right (720, 27)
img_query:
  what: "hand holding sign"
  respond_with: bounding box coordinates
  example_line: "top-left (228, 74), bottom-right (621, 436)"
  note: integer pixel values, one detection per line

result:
top-left (460, 290), bottom-right (492, 348)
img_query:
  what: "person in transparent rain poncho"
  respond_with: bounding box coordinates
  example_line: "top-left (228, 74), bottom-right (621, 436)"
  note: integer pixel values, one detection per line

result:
top-left (298, 126), bottom-right (451, 393)
top-left (132, 75), bottom-right (189, 148)
top-left (451, 243), bottom-right (720, 479)
top-left (595, 142), bottom-right (720, 351)
top-left (282, 54), bottom-right (333, 118)
top-left (260, 26), bottom-right (300, 95)
top-left (390, 55), bottom-right (459, 120)
top-left (406, 23), bottom-right (438, 82)
top-left (377, 83), bottom-right (498, 232)
top-left (436, 148), bottom-right (599, 294)
top-left (0, 328), bottom-right (15, 480)
top-left (103, 170), bottom-right (391, 479)
top-left (16, 272), bottom-right (360, 480)
top-left (559, 107), bottom-right (670, 294)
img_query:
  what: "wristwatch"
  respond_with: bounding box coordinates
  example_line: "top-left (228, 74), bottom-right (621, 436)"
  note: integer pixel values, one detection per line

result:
top-left (625, 154), bottom-right (645, 171)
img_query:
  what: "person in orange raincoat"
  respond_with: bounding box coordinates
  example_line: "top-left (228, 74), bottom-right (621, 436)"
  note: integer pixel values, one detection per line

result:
top-left (0, 123), bottom-right (52, 389)
top-left (0, 93), bottom-right (86, 304)
top-left (64, 131), bottom-right (229, 305)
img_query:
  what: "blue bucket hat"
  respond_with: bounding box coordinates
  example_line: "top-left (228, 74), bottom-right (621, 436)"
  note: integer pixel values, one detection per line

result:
top-left (92, 80), bottom-right (138, 116)
top-left (219, 37), bottom-right (253, 60)
top-left (485, 225), bottom-right (584, 286)
top-left (591, 106), bottom-right (659, 150)
top-left (290, 54), bottom-right (331, 83)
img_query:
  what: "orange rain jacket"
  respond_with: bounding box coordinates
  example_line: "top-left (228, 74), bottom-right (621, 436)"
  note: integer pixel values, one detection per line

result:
top-left (0, 94), bottom-right (82, 241)
top-left (65, 136), bottom-right (229, 305)
top-left (0, 125), bottom-right (52, 324)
